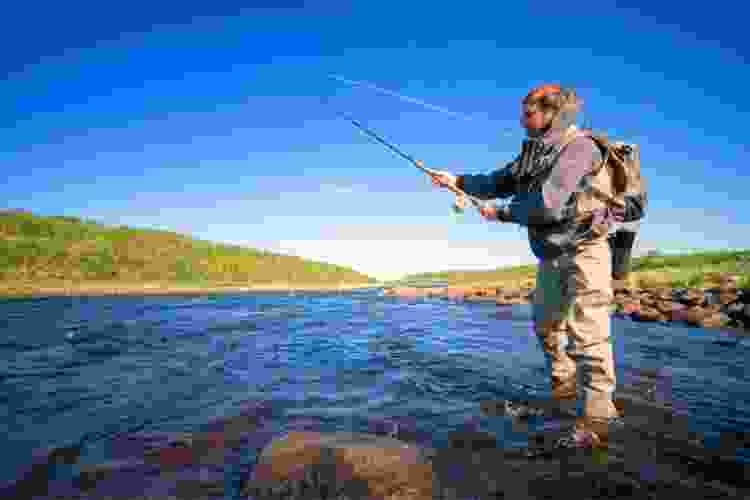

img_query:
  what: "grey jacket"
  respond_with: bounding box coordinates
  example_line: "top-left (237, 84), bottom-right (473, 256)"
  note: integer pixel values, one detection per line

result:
top-left (456, 123), bottom-right (607, 260)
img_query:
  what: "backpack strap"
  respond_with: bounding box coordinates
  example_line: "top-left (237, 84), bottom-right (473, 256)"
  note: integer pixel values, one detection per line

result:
top-left (583, 133), bottom-right (627, 208)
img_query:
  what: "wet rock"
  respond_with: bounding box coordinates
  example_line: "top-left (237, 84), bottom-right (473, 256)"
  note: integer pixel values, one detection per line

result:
top-left (685, 305), bottom-right (729, 329)
top-left (445, 287), bottom-right (472, 300)
top-left (447, 430), bottom-right (499, 451)
top-left (638, 296), bottom-right (658, 308)
top-left (656, 289), bottom-right (674, 301)
top-left (246, 431), bottom-right (434, 500)
top-left (685, 307), bottom-right (709, 325)
top-left (75, 459), bottom-right (155, 492)
top-left (703, 289), bottom-right (723, 306)
top-left (671, 307), bottom-right (691, 323)
top-left (364, 417), bottom-right (433, 447)
top-left (497, 296), bottom-right (526, 306)
top-left (0, 444), bottom-right (84, 499)
top-left (700, 312), bottom-right (731, 329)
top-left (682, 289), bottom-right (706, 306)
top-left (654, 300), bottom-right (680, 316)
top-left (671, 287), bottom-right (688, 300)
top-left (620, 301), bottom-right (641, 315)
top-left (632, 307), bottom-right (664, 322)
top-left (719, 292), bottom-right (739, 305)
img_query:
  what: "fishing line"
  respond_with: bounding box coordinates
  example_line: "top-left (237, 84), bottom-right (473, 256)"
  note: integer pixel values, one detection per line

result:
top-left (328, 73), bottom-right (518, 139)
top-left (328, 74), bottom-right (477, 122)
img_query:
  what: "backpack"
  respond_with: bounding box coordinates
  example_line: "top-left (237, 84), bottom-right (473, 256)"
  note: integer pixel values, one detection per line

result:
top-left (578, 130), bottom-right (648, 280)
top-left (583, 132), bottom-right (648, 223)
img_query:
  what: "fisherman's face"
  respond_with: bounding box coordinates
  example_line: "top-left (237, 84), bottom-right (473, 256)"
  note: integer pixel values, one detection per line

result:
top-left (520, 103), bottom-right (547, 133)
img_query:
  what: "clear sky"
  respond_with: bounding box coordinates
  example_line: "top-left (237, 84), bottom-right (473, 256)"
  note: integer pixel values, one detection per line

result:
top-left (3, 2), bottom-right (749, 281)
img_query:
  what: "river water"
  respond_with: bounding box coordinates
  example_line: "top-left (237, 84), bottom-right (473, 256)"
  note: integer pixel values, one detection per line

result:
top-left (1, 288), bottom-right (748, 494)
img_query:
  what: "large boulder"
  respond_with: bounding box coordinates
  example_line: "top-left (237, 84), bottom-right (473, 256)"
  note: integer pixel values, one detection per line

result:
top-left (244, 431), bottom-right (434, 500)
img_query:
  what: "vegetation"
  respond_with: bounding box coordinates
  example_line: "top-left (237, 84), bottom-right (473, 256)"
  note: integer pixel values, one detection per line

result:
top-left (0, 210), bottom-right (376, 293)
top-left (630, 249), bottom-right (750, 289)
top-left (402, 249), bottom-right (750, 289)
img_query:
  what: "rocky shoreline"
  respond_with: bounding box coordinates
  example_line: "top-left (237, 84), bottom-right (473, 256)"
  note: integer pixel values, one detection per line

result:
top-left (10, 393), bottom-right (746, 500)
top-left (382, 274), bottom-right (750, 332)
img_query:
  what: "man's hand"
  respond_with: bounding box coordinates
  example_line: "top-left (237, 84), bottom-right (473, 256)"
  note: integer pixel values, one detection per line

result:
top-left (479, 205), bottom-right (499, 221)
top-left (426, 167), bottom-right (458, 190)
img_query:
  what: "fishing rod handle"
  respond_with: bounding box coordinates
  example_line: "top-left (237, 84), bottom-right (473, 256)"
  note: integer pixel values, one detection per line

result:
top-left (417, 160), bottom-right (484, 206)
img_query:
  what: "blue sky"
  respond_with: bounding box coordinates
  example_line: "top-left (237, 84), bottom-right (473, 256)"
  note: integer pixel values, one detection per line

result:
top-left (2, 2), bottom-right (749, 280)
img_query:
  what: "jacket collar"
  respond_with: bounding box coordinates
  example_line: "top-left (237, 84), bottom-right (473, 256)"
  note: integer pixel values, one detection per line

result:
top-left (541, 124), bottom-right (580, 147)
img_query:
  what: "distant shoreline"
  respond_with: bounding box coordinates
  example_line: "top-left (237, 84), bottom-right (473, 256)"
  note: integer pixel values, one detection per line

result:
top-left (0, 281), bottom-right (380, 298)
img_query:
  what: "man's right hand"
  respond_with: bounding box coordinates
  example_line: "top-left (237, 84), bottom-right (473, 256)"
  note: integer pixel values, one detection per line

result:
top-left (430, 170), bottom-right (458, 190)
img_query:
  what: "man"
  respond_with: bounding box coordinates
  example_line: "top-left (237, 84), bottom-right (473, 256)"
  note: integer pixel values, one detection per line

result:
top-left (431, 83), bottom-right (623, 448)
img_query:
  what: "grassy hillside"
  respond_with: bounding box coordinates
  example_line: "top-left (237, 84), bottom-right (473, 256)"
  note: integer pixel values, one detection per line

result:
top-left (0, 210), bottom-right (377, 289)
top-left (402, 249), bottom-right (750, 290)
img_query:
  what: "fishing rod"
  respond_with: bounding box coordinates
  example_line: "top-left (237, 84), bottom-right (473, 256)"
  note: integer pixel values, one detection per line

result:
top-left (337, 112), bottom-right (487, 211)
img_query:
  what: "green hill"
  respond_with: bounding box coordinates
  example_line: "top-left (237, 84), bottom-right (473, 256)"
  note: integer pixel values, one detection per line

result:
top-left (0, 209), bottom-right (377, 292)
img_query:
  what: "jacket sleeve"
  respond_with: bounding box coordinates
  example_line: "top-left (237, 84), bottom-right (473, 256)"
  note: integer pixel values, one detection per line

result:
top-left (498, 136), bottom-right (601, 226)
top-left (455, 158), bottom-right (519, 200)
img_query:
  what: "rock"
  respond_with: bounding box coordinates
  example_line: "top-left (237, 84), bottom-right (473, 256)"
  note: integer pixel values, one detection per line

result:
top-left (245, 432), bottom-right (434, 500)
top-left (633, 307), bottom-right (665, 322)
top-left (699, 313), bottom-right (730, 329)
top-left (448, 430), bottom-right (499, 451)
top-left (671, 307), bottom-right (691, 323)
top-left (719, 274), bottom-right (739, 292)
top-left (685, 306), bottom-right (722, 327)
top-left (682, 289), bottom-right (706, 306)
top-left (744, 304), bottom-right (750, 320)
top-left (445, 287), bottom-right (471, 300)
top-left (671, 287), bottom-right (688, 299)
top-left (620, 302), bottom-right (641, 315)
top-left (638, 297), bottom-right (658, 308)
top-left (656, 302), bottom-right (689, 322)
top-left (655, 300), bottom-right (680, 315)
top-left (724, 301), bottom-right (746, 320)
top-left (656, 290), bottom-right (674, 301)
top-left (719, 292), bottom-right (739, 305)
top-left (685, 307), bottom-right (707, 324)
top-left (703, 289), bottom-right (723, 306)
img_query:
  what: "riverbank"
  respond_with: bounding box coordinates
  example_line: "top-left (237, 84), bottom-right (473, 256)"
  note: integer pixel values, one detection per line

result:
top-left (10, 386), bottom-right (747, 500)
top-left (0, 281), bottom-right (378, 298)
top-left (383, 272), bottom-right (750, 332)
